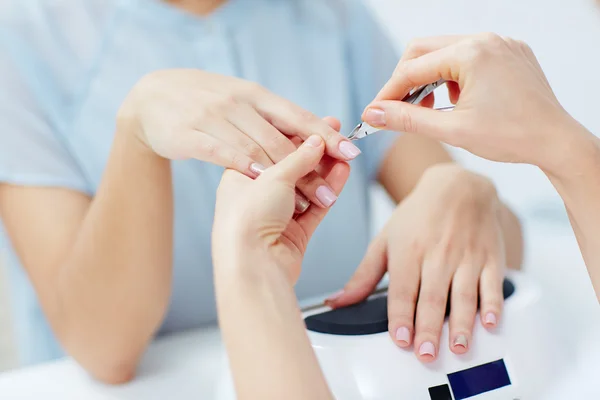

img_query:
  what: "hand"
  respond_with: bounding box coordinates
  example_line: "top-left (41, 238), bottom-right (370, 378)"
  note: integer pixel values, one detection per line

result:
top-left (327, 164), bottom-right (506, 362)
top-left (212, 134), bottom-right (350, 284)
top-left (118, 69), bottom-right (361, 212)
top-left (362, 33), bottom-right (593, 177)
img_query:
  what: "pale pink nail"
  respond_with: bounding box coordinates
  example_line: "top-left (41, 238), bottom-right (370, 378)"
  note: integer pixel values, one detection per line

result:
top-left (338, 141), bottom-right (361, 159)
top-left (249, 163), bottom-right (266, 176)
top-left (419, 342), bottom-right (435, 357)
top-left (364, 108), bottom-right (386, 127)
top-left (325, 289), bottom-right (344, 303)
top-left (294, 193), bottom-right (311, 214)
top-left (395, 327), bottom-right (410, 344)
top-left (316, 186), bottom-right (337, 207)
top-left (484, 312), bottom-right (497, 326)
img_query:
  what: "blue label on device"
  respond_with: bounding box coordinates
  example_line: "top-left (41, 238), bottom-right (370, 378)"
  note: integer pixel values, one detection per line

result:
top-left (448, 359), bottom-right (511, 399)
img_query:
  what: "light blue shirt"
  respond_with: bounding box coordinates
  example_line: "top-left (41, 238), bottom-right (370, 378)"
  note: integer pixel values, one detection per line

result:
top-left (0, 0), bottom-right (400, 365)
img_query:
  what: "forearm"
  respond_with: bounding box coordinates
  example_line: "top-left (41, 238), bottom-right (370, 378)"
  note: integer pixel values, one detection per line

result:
top-left (55, 121), bottom-right (173, 382)
top-left (543, 126), bottom-right (600, 301)
top-left (214, 248), bottom-right (333, 400)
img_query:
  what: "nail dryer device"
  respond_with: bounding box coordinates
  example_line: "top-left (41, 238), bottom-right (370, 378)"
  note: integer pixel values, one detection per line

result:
top-left (216, 271), bottom-right (565, 399)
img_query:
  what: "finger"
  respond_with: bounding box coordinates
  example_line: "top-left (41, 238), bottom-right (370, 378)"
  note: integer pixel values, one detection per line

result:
top-left (230, 106), bottom-right (339, 209)
top-left (414, 256), bottom-right (453, 363)
top-left (322, 116), bottom-right (342, 132)
top-left (261, 135), bottom-right (325, 185)
top-left (293, 160), bottom-right (350, 241)
top-left (449, 263), bottom-right (480, 355)
top-left (205, 118), bottom-right (273, 168)
top-left (180, 130), bottom-right (259, 177)
top-left (363, 100), bottom-right (457, 139)
top-left (479, 262), bottom-right (504, 329)
top-left (253, 93), bottom-right (361, 161)
top-left (325, 235), bottom-right (388, 307)
top-left (373, 45), bottom-right (462, 102)
top-left (399, 35), bottom-right (472, 63)
top-left (387, 242), bottom-right (422, 348)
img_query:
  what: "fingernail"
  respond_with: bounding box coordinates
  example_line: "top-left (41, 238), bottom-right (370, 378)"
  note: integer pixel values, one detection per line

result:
top-left (316, 186), bottom-right (337, 207)
top-left (305, 135), bottom-right (323, 147)
top-left (325, 289), bottom-right (344, 303)
top-left (484, 312), bottom-right (497, 326)
top-left (419, 342), bottom-right (436, 357)
top-left (364, 108), bottom-right (386, 127)
top-left (294, 193), bottom-right (311, 214)
top-left (338, 141), bottom-right (361, 159)
top-left (453, 334), bottom-right (468, 349)
top-left (395, 327), bottom-right (410, 345)
top-left (249, 162), bottom-right (266, 176)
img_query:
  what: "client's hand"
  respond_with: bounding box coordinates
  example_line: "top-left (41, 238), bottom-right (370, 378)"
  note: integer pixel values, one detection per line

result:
top-left (328, 164), bottom-right (505, 362)
top-left (119, 69), bottom-right (360, 213)
top-left (363, 33), bottom-right (595, 178)
top-left (213, 135), bottom-right (350, 283)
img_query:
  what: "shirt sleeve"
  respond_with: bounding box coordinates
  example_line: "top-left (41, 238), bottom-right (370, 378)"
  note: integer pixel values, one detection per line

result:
top-left (342, 0), bottom-right (402, 181)
top-left (0, 6), bottom-right (91, 194)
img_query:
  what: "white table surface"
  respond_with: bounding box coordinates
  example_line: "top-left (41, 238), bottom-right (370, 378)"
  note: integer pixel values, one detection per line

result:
top-left (0, 221), bottom-right (598, 399)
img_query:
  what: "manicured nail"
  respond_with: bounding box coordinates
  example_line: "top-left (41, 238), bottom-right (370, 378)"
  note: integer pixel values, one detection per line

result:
top-left (484, 312), bottom-right (497, 326)
top-left (305, 135), bottom-right (323, 147)
top-left (294, 193), bottom-right (311, 214)
top-left (249, 162), bottom-right (266, 176)
top-left (325, 289), bottom-right (344, 303)
top-left (316, 185), bottom-right (337, 207)
top-left (338, 141), bottom-right (361, 159)
top-left (419, 342), bottom-right (436, 357)
top-left (395, 327), bottom-right (410, 345)
top-left (364, 108), bottom-right (386, 127)
top-left (453, 334), bottom-right (468, 349)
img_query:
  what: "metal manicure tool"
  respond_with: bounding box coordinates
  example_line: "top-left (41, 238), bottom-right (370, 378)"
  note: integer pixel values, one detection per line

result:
top-left (347, 79), bottom-right (454, 141)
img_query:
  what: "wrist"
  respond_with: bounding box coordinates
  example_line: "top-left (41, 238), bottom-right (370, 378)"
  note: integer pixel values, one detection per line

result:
top-left (541, 119), bottom-right (600, 185)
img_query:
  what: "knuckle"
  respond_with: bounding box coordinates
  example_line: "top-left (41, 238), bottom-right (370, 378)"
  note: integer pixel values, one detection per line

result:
top-left (455, 290), bottom-right (478, 305)
top-left (215, 94), bottom-right (238, 113)
top-left (390, 105), bottom-right (417, 133)
top-left (388, 311), bottom-right (415, 326)
top-left (483, 297), bottom-right (503, 312)
top-left (296, 172), bottom-right (316, 188)
top-left (390, 286), bottom-right (419, 305)
top-left (229, 151), bottom-right (249, 171)
top-left (479, 32), bottom-right (504, 46)
top-left (243, 141), bottom-right (265, 159)
top-left (268, 134), bottom-right (292, 155)
top-left (198, 140), bottom-right (218, 158)
top-left (239, 81), bottom-right (266, 99)
top-left (416, 324), bottom-right (442, 338)
top-left (403, 39), bottom-right (424, 58)
top-left (419, 291), bottom-right (448, 311)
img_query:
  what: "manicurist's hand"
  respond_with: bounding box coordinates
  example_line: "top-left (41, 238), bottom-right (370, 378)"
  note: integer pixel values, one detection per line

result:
top-left (119, 69), bottom-right (361, 212)
top-left (363, 33), bottom-right (594, 178)
top-left (328, 163), bottom-right (507, 362)
top-left (212, 129), bottom-right (350, 283)
top-left (211, 132), bottom-right (349, 400)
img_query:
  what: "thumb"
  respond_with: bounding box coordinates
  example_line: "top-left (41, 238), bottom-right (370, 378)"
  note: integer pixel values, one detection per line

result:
top-left (363, 101), bottom-right (455, 140)
top-left (264, 135), bottom-right (325, 184)
top-left (325, 234), bottom-right (388, 308)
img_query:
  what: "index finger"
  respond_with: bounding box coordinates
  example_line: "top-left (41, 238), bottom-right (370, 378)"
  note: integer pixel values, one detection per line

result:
top-left (373, 44), bottom-right (463, 103)
top-left (252, 90), bottom-right (362, 162)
